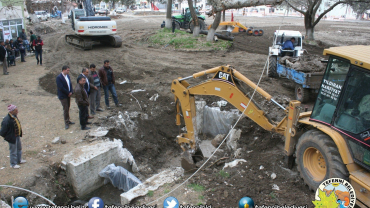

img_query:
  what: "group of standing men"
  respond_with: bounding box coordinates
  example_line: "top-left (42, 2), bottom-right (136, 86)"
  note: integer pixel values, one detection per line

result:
top-left (56, 60), bottom-right (122, 130)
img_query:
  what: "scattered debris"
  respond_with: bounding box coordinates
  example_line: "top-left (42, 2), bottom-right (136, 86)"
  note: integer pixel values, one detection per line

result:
top-left (120, 80), bottom-right (127, 84)
top-left (234, 148), bottom-right (243, 158)
top-left (131, 89), bottom-right (146, 93)
top-left (271, 173), bottom-right (277, 179)
top-left (279, 54), bottom-right (326, 72)
top-left (51, 137), bottom-right (60, 144)
top-left (61, 139), bottom-right (67, 144)
top-left (259, 165), bottom-right (264, 170)
top-left (149, 93), bottom-right (159, 101)
top-left (223, 159), bottom-right (247, 169)
top-left (272, 184), bottom-right (280, 191)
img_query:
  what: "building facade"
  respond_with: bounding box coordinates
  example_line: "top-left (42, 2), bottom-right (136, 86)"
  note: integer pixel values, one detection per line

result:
top-left (0, 0), bottom-right (27, 41)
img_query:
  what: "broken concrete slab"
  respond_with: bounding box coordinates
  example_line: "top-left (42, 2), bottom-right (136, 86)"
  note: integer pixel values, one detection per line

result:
top-left (62, 139), bottom-right (138, 198)
top-left (88, 127), bottom-right (109, 137)
top-left (195, 101), bottom-right (206, 134)
top-left (226, 129), bottom-right (241, 151)
top-left (120, 167), bottom-right (184, 205)
top-left (199, 140), bottom-right (216, 158)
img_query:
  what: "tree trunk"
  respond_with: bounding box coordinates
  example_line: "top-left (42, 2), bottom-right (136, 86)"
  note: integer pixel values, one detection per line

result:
top-left (188, 0), bottom-right (200, 36)
top-left (165, 0), bottom-right (173, 28)
top-left (222, 10), bottom-right (225, 21)
top-left (207, 11), bottom-right (222, 41)
top-left (304, 13), bottom-right (315, 40)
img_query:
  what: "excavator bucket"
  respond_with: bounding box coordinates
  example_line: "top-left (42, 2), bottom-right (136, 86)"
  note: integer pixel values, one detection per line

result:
top-left (181, 151), bottom-right (197, 172)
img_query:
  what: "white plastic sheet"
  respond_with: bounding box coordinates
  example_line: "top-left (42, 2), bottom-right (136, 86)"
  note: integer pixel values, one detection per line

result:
top-left (99, 164), bottom-right (141, 192)
top-left (203, 106), bottom-right (241, 136)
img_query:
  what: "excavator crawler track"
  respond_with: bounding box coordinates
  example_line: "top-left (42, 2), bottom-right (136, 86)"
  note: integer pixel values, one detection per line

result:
top-left (65, 34), bottom-right (122, 50)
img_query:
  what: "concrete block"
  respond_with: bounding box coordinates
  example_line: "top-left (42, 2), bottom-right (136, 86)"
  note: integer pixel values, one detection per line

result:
top-left (226, 129), bottom-right (241, 151)
top-left (88, 127), bottom-right (109, 137)
top-left (120, 167), bottom-right (184, 205)
top-left (62, 139), bottom-right (138, 198)
top-left (199, 140), bottom-right (216, 158)
top-left (195, 101), bottom-right (206, 134)
top-left (0, 200), bottom-right (11, 208)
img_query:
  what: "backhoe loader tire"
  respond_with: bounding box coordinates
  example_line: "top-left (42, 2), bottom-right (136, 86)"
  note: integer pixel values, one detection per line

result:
top-left (246, 29), bottom-right (253, 36)
top-left (295, 85), bottom-right (310, 103)
top-left (253, 29), bottom-right (260, 36)
top-left (268, 56), bottom-right (278, 78)
top-left (258, 29), bottom-right (264, 36)
top-left (189, 19), bottom-right (206, 33)
top-left (296, 130), bottom-right (348, 191)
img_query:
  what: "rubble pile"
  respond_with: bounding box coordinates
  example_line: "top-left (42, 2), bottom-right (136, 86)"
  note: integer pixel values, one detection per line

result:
top-left (279, 54), bottom-right (326, 73)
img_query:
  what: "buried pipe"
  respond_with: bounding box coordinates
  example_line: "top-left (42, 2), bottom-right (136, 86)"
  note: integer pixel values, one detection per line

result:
top-left (0, 185), bottom-right (56, 205)
top-left (199, 30), bottom-right (234, 41)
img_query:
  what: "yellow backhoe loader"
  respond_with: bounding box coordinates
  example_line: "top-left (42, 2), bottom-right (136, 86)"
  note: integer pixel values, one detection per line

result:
top-left (171, 45), bottom-right (370, 206)
top-left (206, 21), bottom-right (264, 36)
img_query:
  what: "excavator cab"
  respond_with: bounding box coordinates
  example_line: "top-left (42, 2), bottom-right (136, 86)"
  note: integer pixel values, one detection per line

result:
top-left (310, 48), bottom-right (370, 170)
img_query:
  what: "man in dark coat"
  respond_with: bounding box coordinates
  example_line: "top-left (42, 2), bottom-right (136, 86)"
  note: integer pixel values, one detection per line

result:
top-left (74, 76), bottom-right (91, 130)
top-left (0, 105), bottom-right (26, 168)
top-left (77, 68), bottom-right (94, 119)
top-left (56, 65), bottom-right (74, 129)
top-left (0, 41), bottom-right (8, 75)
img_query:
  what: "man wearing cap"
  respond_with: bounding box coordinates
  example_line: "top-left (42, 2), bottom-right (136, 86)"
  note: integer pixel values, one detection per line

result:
top-left (0, 105), bottom-right (26, 169)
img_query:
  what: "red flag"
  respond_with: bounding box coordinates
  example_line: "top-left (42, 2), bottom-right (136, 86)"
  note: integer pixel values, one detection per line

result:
top-left (231, 12), bottom-right (234, 21)
top-left (152, 3), bottom-right (159, 11)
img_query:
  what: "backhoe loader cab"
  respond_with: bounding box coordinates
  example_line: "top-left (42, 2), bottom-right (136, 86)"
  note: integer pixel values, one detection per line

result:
top-left (310, 46), bottom-right (370, 170)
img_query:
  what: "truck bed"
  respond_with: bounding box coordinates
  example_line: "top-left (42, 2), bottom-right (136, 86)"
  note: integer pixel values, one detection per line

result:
top-left (277, 63), bottom-right (324, 89)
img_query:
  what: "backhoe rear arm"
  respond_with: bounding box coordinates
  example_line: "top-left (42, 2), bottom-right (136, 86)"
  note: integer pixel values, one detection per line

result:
top-left (171, 66), bottom-right (301, 155)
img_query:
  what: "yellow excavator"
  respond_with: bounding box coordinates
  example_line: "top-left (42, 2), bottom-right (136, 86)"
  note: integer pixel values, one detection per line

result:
top-left (171, 45), bottom-right (370, 206)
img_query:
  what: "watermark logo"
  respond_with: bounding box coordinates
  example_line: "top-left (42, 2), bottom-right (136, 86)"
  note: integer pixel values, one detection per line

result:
top-left (13, 196), bottom-right (28, 208)
top-left (313, 178), bottom-right (356, 208)
top-left (88, 197), bottom-right (104, 208)
top-left (163, 196), bottom-right (179, 208)
top-left (239, 197), bottom-right (254, 208)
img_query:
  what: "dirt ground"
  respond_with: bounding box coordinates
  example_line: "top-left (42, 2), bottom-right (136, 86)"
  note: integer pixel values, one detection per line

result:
top-left (0, 13), bottom-right (370, 206)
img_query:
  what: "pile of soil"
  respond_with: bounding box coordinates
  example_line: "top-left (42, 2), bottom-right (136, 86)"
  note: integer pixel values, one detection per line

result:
top-left (279, 54), bottom-right (326, 72)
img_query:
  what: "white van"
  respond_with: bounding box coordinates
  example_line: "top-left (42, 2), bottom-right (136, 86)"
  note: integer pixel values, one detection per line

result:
top-left (34, 11), bottom-right (48, 21)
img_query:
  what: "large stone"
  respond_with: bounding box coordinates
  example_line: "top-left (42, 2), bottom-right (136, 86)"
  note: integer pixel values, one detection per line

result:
top-left (120, 167), bottom-right (184, 205)
top-left (199, 140), bottom-right (216, 158)
top-left (211, 134), bottom-right (225, 148)
top-left (62, 139), bottom-right (138, 198)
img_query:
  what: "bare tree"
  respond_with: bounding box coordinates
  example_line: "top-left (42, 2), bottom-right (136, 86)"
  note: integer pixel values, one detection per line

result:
top-left (207, 11), bottom-right (221, 41)
top-left (165, 0), bottom-right (173, 28)
top-left (188, 0), bottom-right (201, 36)
top-left (285, 0), bottom-right (370, 40)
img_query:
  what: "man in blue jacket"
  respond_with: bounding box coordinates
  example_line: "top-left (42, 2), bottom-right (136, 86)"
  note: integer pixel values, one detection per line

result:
top-left (281, 37), bottom-right (295, 56)
top-left (56, 65), bottom-right (75, 129)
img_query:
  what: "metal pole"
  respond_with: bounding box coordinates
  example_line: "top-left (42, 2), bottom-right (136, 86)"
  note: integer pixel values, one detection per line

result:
top-left (271, 98), bottom-right (286, 110)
